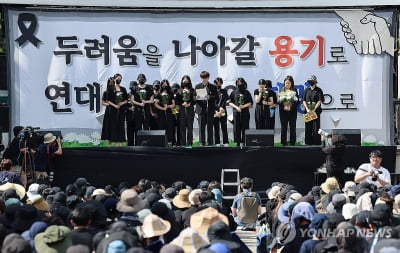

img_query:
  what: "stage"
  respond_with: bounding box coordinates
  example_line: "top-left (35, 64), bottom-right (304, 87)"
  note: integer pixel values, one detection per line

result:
top-left (52, 145), bottom-right (397, 194)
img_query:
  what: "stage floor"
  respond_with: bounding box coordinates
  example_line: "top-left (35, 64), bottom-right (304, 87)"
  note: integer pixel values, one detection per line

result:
top-left (53, 145), bottom-right (396, 194)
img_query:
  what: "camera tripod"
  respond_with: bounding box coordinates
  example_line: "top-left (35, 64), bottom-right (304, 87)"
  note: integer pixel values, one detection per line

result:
top-left (21, 140), bottom-right (37, 187)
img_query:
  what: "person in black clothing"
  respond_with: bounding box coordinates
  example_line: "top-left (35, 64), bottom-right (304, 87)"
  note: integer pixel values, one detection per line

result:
top-left (228, 78), bottom-right (253, 147)
top-left (154, 80), bottom-right (175, 144)
top-left (213, 78), bottom-right (229, 145)
top-left (107, 74), bottom-right (128, 145)
top-left (278, 75), bottom-right (299, 146)
top-left (70, 206), bottom-right (94, 251)
top-left (303, 75), bottom-right (324, 145)
top-left (171, 83), bottom-right (182, 146)
top-left (132, 74), bottom-right (154, 139)
top-left (126, 81), bottom-right (137, 146)
top-left (150, 80), bottom-right (161, 131)
top-left (179, 75), bottom-right (196, 146)
top-left (2, 126), bottom-right (24, 167)
top-left (322, 134), bottom-right (346, 187)
top-left (195, 71), bottom-right (217, 146)
top-left (254, 79), bottom-right (277, 130)
top-left (100, 77), bottom-right (114, 143)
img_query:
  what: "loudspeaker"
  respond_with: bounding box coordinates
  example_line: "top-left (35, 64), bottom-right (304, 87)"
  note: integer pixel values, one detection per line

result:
top-left (0, 106), bottom-right (9, 132)
top-left (332, 129), bottom-right (361, 146)
top-left (137, 130), bottom-right (167, 147)
top-left (245, 129), bottom-right (274, 147)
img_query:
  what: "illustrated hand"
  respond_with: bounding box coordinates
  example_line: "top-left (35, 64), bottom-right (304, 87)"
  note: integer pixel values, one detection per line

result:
top-left (336, 10), bottom-right (394, 56)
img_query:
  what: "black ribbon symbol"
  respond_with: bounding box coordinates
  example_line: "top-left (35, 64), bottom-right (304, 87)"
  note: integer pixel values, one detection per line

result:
top-left (15, 13), bottom-right (42, 47)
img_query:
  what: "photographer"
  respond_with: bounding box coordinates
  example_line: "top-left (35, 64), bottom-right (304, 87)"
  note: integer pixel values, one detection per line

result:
top-left (34, 133), bottom-right (62, 180)
top-left (2, 126), bottom-right (24, 169)
top-left (322, 133), bottom-right (346, 187)
top-left (354, 150), bottom-right (391, 187)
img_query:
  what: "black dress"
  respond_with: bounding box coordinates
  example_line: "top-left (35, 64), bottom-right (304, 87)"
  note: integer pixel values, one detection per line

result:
top-left (254, 88), bottom-right (277, 130)
top-left (322, 144), bottom-right (346, 186)
top-left (229, 88), bottom-right (253, 145)
top-left (101, 90), bottom-right (111, 141)
top-left (303, 86), bottom-right (324, 145)
top-left (108, 86), bottom-right (128, 142)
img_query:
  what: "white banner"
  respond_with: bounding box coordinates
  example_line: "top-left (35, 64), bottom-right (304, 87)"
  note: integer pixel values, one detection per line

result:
top-left (7, 9), bottom-right (395, 144)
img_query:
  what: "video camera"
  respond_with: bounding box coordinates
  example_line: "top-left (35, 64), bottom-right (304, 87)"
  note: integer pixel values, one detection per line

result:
top-left (20, 126), bottom-right (40, 141)
top-left (318, 129), bottom-right (332, 147)
top-left (19, 126), bottom-right (42, 149)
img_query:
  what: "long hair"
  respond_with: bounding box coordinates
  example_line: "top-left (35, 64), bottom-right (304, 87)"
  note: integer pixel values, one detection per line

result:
top-left (283, 75), bottom-right (295, 91)
top-left (180, 75), bottom-right (193, 89)
top-left (236, 77), bottom-right (247, 89)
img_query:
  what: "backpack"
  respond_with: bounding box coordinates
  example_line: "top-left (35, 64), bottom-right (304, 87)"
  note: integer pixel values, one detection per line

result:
top-left (237, 192), bottom-right (258, 224)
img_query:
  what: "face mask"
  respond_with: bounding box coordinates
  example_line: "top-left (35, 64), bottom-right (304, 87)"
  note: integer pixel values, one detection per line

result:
top-left (182, 82), bottom-right (190, 88)
top-left (138, 78), bottom-right (145, 84)
top-left (238, 85), bottom-right (245, 91)
top-left (116, 79), bottom-right (121, 84)
top-left (216, 86), bottom-right (221, 90)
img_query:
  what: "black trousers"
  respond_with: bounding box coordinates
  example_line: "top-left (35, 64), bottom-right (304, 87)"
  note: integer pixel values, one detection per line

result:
top-left (304, 112), bottom-right (321, 145)
top-left (233, 111), bottom-right (250, 145)
top-left (280, 111), bottom-right (297, 145)
top-left (198, 111), bottom-right (214, 145)
top-left (214, 115), bottom-right (229, 144)
top-left (158, 109), bottom-right (174, 143)
top-left (180, 106), bottom-right (194, 146)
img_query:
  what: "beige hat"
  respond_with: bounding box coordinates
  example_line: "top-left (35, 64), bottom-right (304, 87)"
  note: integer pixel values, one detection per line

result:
top-left (190, 207), bottom-right (228, 237)
top-left (321, 177), bottom-right (340, 194)
top-left (0, 183), bottom-right (26, 200)
top-left (116, 189), bottom-right (147, 214)
top-left (170, 227), bottom-right (208, 253)
top-left (141, 214), bottom-right (171, 238)
top-left (288, 192), bottom-right (302, 203)
top-left (393, 195), bottom-right (400, 215)
top-left (268, 186), bottom-right (281, 200)
top-left (92, 189), bottom-right (106, 198)
top-left (172, 189), bottom-right (191, 209)
top-left (27, 195), bottom-right (49, 211)
top-left (43, 133), bottom-right (56, 144)
top-left (189, 189), bottom-right (202, 206)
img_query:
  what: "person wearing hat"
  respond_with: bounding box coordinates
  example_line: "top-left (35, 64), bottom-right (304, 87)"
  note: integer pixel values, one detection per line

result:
top-left (132, 73), bottom-right (154, 139)
top-left (354, 150), bottom-right (391, 187)
top-left (302, 74), bottom-right (324, 145)
top-left (33, 132), bottom-right (62, 180)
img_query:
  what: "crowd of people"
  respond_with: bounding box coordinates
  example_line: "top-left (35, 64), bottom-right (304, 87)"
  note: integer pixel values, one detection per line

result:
top-left (101, 71), bottom-right (324, 147)
top-left (0, 149), bottom-right (397, 252)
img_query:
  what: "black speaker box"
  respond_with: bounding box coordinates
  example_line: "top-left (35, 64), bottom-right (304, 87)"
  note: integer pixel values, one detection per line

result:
top-left (0, 55), bottom-right (6, 90)
top-left (332, 129), bottom-right (361, 146)
top-left (137, 130), bottom-right (167, 147)
top-left (245, 129), bottom-right (274, 146)
top-left (0, 106), bottom-right (9, 132)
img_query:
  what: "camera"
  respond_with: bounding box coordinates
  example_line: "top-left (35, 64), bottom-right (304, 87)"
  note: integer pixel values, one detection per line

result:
top-left (318, 129), bottom-right (330, 137)
top-left (318, 129), bottom-right (332, 147)
top-left (371, 170), bottom-right (382, 181)
top-left (20, 126), bottom-right (40, 141)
